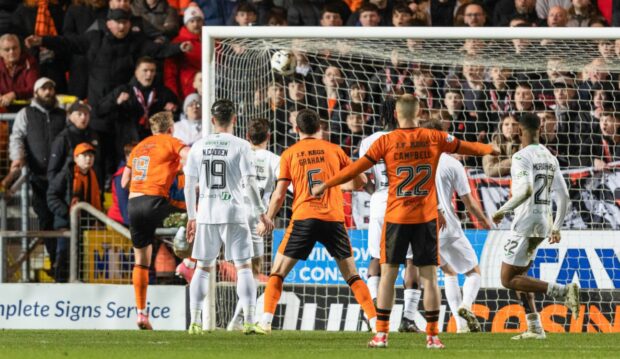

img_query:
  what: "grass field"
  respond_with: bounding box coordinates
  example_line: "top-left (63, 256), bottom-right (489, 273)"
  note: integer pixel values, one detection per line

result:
top-left (2, 331), bottom-right (620, 359)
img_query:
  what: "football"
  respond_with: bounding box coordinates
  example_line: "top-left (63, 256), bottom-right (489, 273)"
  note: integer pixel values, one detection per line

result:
top-left (270, 49), bottom-right (296, 76)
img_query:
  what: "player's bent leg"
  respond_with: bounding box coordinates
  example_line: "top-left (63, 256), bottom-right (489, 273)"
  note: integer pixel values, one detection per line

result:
top-left (458, 266), bottom-right (482, 333)
top-left (260, 253), bottom-right (298, 332)
top-left (337, 256), bottom-right (377, 328)
top-left (229, 256), bottom-right (264, 332)
top-left (189, 260), bottom-right (214, 335)
top-left (442, 264), bottom-right (467, 333)
top-left (133, 245), bottom-right (152, 330)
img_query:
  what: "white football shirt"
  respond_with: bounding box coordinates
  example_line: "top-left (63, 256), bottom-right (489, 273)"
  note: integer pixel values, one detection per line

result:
top-left (359, 131), bottom-right (389, 219)
top-left (244, 148), bottom-right (280, 215)
top-left (436, 153), bottom-right (471, 240)
top-left (510, 144), bottom-right (567, 237)
top-left (185, 133), bottom-right (256, 224)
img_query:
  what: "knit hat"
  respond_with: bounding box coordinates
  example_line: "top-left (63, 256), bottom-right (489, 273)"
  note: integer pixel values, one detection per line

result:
top-left (184, 6), bottom-right (204, 25)
top-left (183, 93), bottom-right (201, 112)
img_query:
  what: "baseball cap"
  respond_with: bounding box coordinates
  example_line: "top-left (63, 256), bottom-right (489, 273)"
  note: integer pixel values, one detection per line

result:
top-left (33, 77), bottom-right (55, 93)
top-left (74, 142), bottom-right (96, 157)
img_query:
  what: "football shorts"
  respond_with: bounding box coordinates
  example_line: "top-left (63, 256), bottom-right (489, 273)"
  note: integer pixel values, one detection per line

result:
top-left (247, 213), bottom-right (264, 258)
top-left (192, 223), bottom-right (253, 262)
top-left (439, 235), bottom-right (478, 273)
top-left (502, 232), bottom-right (545, 267)
top-left (368, 216), bottom-right (384, 260)
top-left (278, 219), bottom-right (352, 261)
top-left (128, 195), bottom-right (181, 249)
top-left (382, 220), bottom-right (438, 266)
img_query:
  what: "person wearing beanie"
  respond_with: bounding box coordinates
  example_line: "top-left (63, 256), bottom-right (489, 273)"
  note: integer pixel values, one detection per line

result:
top-left (164, 5), bottom-right (203, 99)
top-left (173, 93), bottom-right (202, 146)
top-left (47, 142), bottom-right (101, 282)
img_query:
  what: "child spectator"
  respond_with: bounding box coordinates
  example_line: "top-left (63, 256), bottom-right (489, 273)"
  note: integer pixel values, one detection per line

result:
top-left (47, 142), bottom-right (101, 282)
top-left (482, 114), bottom-right (521, 177)
top-left (233, 2), bottom-right (258, 26)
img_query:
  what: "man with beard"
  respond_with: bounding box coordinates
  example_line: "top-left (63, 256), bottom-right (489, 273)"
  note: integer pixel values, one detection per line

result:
top-left (96, 57), bottom-right (178, 168)
top-left (8, 77), bottom-right (66, 280)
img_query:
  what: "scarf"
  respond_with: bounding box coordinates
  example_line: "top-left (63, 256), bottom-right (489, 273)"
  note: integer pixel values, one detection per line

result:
top-left (133, 86), bottom-right (156, 127)
top-left (73, 166), bottom-right (102, 211)
top-left (34, 0), bottom-right (58, 36)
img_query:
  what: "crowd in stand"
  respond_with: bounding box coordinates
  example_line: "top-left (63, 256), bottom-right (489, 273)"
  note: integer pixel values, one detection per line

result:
top-left (1, 0), bottom-right (620, 282)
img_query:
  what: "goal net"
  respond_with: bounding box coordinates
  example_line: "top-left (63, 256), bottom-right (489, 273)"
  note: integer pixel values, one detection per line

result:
top-left (203, 27), bottom-right (620, 333)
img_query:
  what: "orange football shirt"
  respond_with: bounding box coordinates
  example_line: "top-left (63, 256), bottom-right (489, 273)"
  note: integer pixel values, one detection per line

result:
top-left (127, 134), bottom-right (186, 197)
top-left (279, 138), bottom-right (352, 221)
top-left (364, 128), bottom-right (461, 224)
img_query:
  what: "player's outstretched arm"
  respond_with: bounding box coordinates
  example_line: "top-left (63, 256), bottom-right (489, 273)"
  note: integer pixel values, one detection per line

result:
top-left (339, 173), bottom-right (368, 191)
top-left (462, 193), bottom-right (493, 229)
top-left (312, 157), bottom-right (373, 197)
top-left (257, 180), bottom-right (289, 237)
top-left (455, 140), bottom-right (499, 157)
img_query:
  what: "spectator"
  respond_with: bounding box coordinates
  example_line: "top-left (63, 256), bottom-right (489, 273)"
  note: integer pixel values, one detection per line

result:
top-left (193, 70), bottom-right (202, 96)
top-left (537, 0), bottom-right (571, 20)
top-left (551, 76), bottom-right (581, 137)
top-left (460, 58), bottom-right (488, 116)
top-left (578, 58), bottom-right (611, 110)
top-left (233, 2), bottom-right (258, 26)
top-left (164, 5), bottom-right (203, 99)
top-left (47, 142), bottom-right (101, 282)
top-left (315, 64), bottom-right (347, 121)
top-left (567, 0), bottom-right (602, 26)
top-left (63, 0), bottom-right (108, 99)
top-left (131, 0), bottom-right (180, 38)
top-left (12, 0), bottom-right (68, 93)
top-left (320, 3), bottom-right (344, 26)
top-left (107, 142), bottom-right (134, 225)
top-left (347, 1), bottom-right (392, 26)
top-left (96, 56), bottom-right (178, 165)
top-left (86, 0), bottom-right (165, 41)
top-left (511, 82), bottom-right (538, 114)
top-left (587, 84), bottom-right (611, 127)
top-left (597, 39), bottom-right (615, 62)
top-left (173, 93), bottom-right (202, 146)
top-left (195, 0), bottom-right (235, 26)
top-left (392, 3), bottom-right (413, 26)
top-left (286, 0), bottom-right (322, 26)
top-left (286, 73), bottom-right (317, 111)
top-left (48, 102), bottom-right (100, 182)
top-left (369, 48), bottom-right (413, 103)
top-left (580, 110), bottom-right (620, 168)
top-left (482, 114), bottom-right (521, 177)
top-left (494, 0), bottom-right (539, 26)
top-left (8, 77), bottom-right (66, 280)
top-left (412, 67), bottom-right (440, 109)
top-left (539, 56), bottom-right (570, 104)
top-left (266, 10), bottom-right (288, 26)
top-left (461, 3), bottom-right (488, 26)
top-left (0, 34), bottom-right (38, 109)
top-left (547, 6), bottom-right (569, 26)
top-left (443, 88), bottom-right (479, 143)
top-left (430, 0), bottom-right (457, 26)
top-left (341, 104), bottom-right (367, 158)
top-left (537, 111), bottom-right (570, 167)
top-left (487, 66), bottom-right (513, 121)
top-left (596, 111), bottom-right (620, 163)
top-left (0, 0), bottom-right (18, 35)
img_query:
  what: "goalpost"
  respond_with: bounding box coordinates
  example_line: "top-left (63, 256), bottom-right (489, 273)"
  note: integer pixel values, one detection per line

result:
top-left (201, 27), bottom-right (620, 332)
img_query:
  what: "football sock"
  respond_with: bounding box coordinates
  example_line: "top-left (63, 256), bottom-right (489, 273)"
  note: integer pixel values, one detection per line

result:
top-left (376, 308), bottom-right (391, 333)
top-left (348, 275), bottom-right (377, 320)
top-left (403, 288), bottom-right (421, 320)
top-left (444, 275), bottom-right (466, 329)
top-left (236, 268), bottom-right (257, 324)
top-left (526, 312), bottom-right (543, 332)
top-left (425, 310), bottom-right (440, 336)
top-left (132, 265), bottom-right (149, 312)
top-left (462, 272), bottom-right (481, 309)
top-left (189, 268), bottom-right (210, 323)
top-left (262, 274), bottom-right (283, 325)
top-left (232, 301), bottom-right (243, 322)
top-left (546, 282), bottom-right (567, 299)
top-left (367, 275), bottom-right (380, 301)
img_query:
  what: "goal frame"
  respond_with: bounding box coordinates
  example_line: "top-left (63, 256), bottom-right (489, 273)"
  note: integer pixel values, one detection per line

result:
top-left (200, 26), bottom-right (620, 330)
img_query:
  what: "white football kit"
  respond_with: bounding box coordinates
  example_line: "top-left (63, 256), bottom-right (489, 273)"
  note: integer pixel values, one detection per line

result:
top-left (184, 133), bottom-right (256, 262)
top-left (502, 144), bottom-right (569, 266)
top-left (435, 154), bottom-right (478, 273)
top-left (244, 148), bottom-right (280, 257)
top-left (359, 131), bottom-right (389, 260)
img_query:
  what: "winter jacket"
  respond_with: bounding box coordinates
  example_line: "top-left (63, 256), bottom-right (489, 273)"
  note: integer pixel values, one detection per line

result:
top-left (107, 162), bottom-right (129, 225)
top-left (164, 26), bottom-right (201, 99)
top-left (47, 122), bottom-right (100, 181)
top-left (95, 77), bottom-right (178, 160)
top-left (8, 100), bottom-right (66, 177)
top-left (42, 27), bottom-right (183, 132)
top-left (47, 163), bottom-right (100, 229)
top-left (131, 0), bottom-right (180, 38)
top-left (0, 53), bottom-right (39, 99)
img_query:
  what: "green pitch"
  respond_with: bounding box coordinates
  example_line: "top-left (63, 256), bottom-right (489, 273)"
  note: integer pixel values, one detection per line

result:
top-left (1, 330), bottom-right (619, 359)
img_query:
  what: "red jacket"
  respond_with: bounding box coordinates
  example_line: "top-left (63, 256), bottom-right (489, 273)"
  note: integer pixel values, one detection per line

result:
top-left (164, 26), bottom-right (201, 99)
top-left (0, 54), bottom-right (39, 99)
